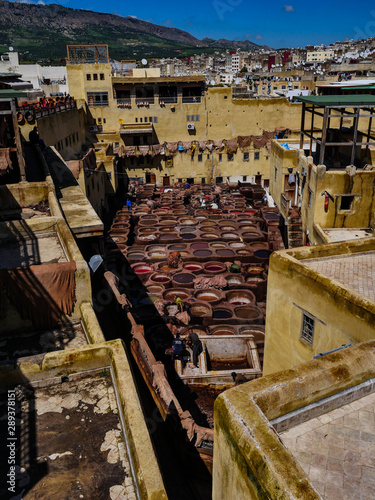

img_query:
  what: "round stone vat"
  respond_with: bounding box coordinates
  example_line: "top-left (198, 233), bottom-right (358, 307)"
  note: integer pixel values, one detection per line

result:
top-left (138, 227), bottom-right (156, 234)
top-left (245, 265), bottom-right (264, 276)
top-left (167, 244), bottom-right (187, 251)
top-left (210, 242), bottom-right (227, 249)
top-left (172, 272), bottom-right (196, 288)
top-left (159, 233), bottom-right (180, 242)
top-left (146, 284), bottom-right (165, 295)
top-left (201, 232), bottom-right (220, 239)
top-left (204, 261), bottom-right (226, 274)
top-left (191, 243), bottom-right (209, 250)
top-left (238, 326), bottom-right (265, 342)
top-left (146, 245), bottom-right (166, 252)
top-left (250, 241), bottom-right (269, 250)
top-left (159, 219), bottom-right (176, 226)
top-left (194, 289), bottom-right (223, 305)
top-left (181, 233), bottom-right (197, 240)
top-left (254, 249), bottom-right (270, 261)
top-left (226, 290), bottom-right (256, 306)
top-left (180, 325), bottom-right (207, 337)
top-left (131, 262), bottom-right (153, 283)
top-left (225, 275), bottom-right (244, 287)
top-left (180, 218), bottom-right (197, 226)
top-left (193, 249), bottom-right (213, 260)
top-left (180, 227), bottom-right (196, 234)
top-left (212, 307), bottom-right (233, 319)
top-left (163, 288), bottom-right (191, 302)
top-left (149, 272), bottom-right (172, 287)
top-left (236, 249), bottom-right (253, 256)
top-left (126, 251), bottom-right (146, 261)
top-left (242, 231), bottom-right (263, 242)
top-left (221, 232), bottom-right (239, 240)
top-left (148, 251), bottom-right (167, 261)
top-left (183, 262), bottom-right (204, 274)
top-left (234, 306), bottom-right (263, 324)
top-left (200, 220), bottom-right (216, 227)
top-left (228, 242), bottom-right (246, 249)
top-left (210, 326), bottom-right (236, 336)
top-left (189, 301), bottom-right (212, 318)
top-left (139, 219), bottom-right (158, 227)
top-left (159, 227), bottom-right (177, 233)
top-left (166, 304), bottom-right (180, 316)
top-left (216, 249), bottom-right (235, 258)
top-left (199, 226), bottom-right (217, 233)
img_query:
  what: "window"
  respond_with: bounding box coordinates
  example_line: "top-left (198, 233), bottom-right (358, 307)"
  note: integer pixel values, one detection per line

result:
top-left (149, 117), bottom-right (153, 122)
top-left (93, 73), bottom-right (98, 80)
top-left (243, 152), bottom-right (249, 161)
top-left (140, 118), bottom-right (143, 123)
top-left (219, 154), bottom-right (222, 162)
top-left (103, 118), bottom-right (106, 124)
top-left (275, 166), bottom-right (277, 181)
top-left (115, 142), bottom-right (119, 148)
top-left (301, 314), bottom-right (315, 346)
top-left (178, 178), bottom-right (182, 183)
top-left (254, 152), bottom-right (260, 160)
top-left (86, 74), bottom-right (91, 81)
top-left (135, 118), bottom-right (138, 123)
top-left (186, 115), bottom-right (200, 121)
top-left (100, 73), bottom-right (105, 80)
top-left (87, 92), bottom-right (108, 107)
top-left (187, 177), bottom-right (194, 184)
top-left (242, 175), bottom-right (247, 181)
top-left (340, 195), bottom-right (355, 211)
top-left (154, 116), bottom-right (158, 123)
top-left (207, 154), bottom-right (210, 160)
top-left (216, 176), bottom-right (223, 183)
top-left (139, 157), bottom-right (144, 165)
top-left (201, 178), bottom-right (206, 184)
top-left (308, 189), bottom-right (312, 207)
top-left (228, 153), bottom-right (234, 161)
top-left (198, 154), bottom-right (203, 162)
top-left (65, 138), bottom-right (68, 147)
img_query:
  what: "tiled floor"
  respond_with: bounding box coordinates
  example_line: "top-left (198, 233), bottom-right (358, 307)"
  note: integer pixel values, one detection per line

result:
top-left (304, 251), bottom-right (375, 302)
top-left (280, 392), bottom-right (375, 500)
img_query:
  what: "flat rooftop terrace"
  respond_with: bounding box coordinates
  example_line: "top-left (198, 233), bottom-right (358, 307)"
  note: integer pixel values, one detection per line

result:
top-left (321, 228), bottom-right (373, 244)
top-left (0, 321), bottom-right (87, 363)
top-left (280, 391), bottom-right (375, 499)
top-left (0, 370), bottom-right (137, 499)
top-left (0, 233), bottom-right (66, 269)
top-left (303, 250), bottom-right (375, 303)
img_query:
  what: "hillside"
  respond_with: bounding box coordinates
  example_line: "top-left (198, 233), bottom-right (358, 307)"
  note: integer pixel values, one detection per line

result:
top-left (0, 0), bottom-right (263, 62)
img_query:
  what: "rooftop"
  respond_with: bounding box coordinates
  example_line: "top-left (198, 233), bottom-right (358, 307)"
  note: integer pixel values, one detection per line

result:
top-left (297, 94), bottom-right (375, 107)
top-left (304, 250), bottom-right (375, 303)
top-left (280, 391), bottom-right (375, 499)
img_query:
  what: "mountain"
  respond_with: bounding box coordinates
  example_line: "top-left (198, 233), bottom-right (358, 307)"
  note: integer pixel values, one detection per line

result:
top-left (202, 38), bottom-right (269, 51)
top-left (0, 0), bottom-right (264, 63)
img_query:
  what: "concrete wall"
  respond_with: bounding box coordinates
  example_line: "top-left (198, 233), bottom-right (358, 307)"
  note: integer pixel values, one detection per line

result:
top-left (213, 339), bottom-right (375, 499)
top-left (263, 239), bottom-right (375, 375)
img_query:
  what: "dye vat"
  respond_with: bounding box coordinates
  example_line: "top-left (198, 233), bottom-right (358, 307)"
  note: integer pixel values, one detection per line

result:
top-left (210, 326), bottom-right (236, 336)
top-left (210, 242), bottom-right (227, 249)
top-left (163, 289), bottom-right (190, 301)
top-left (189, 302), bottom-right (212, 317)
top-left (181, 233), bottom-right (197, 240)
top-left (201, 232), bottom-right (219, 239)
top-left (225, 275), bottom-right (244, 287)
top-left (221, 233), bottom-right (239, 240)
top-left (126, 251), bottom-right (146, 261)
top-left (191, 243), bottom-right (209, 250)
top-left (168, 244), bottom-right (187, 251)
top-left (204, 262), bottom-right (226, 274)
top-left (150, 273), bottom-right (172, 286)
top-left (193, 250), bottom-right (212, 258)
top-left (226, 290), bottom-right (255, 305)
top-left (194, 289), bottom-right (222, 305)
top-left (173, 273), bottom-right (196, 287)
top-left (147, 285), bottom-right (165, 295)
top-left (234, 306), bottom-right (263, 323)
top-left (228, 242), bottom-right (246, 248)
top-left (210, 360), bottom-right (249, 371)
top-left (216, 249), bottom-right (235, 258)
top-left (183, 263), bottom-right (203, 274)
top-left (148, 252), bottom-right (167, 260)
top-left (212, 309), bottom-right (233, 319)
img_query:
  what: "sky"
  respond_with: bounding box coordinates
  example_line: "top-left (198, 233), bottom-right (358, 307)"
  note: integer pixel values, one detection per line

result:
top-left (9, 0), bottom-right (375, 48)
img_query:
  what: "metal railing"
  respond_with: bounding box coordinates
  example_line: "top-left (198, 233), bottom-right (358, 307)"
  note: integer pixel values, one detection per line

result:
top-left (182, 96), bottom-right (201, 103)
top-left (135, 98), bottom-right (155, 105)
top-left (158, 97), bottom-right (178, 104)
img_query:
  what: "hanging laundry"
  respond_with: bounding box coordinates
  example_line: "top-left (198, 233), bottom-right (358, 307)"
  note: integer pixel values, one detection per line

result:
top-left (226, 139), bottom-right (238, 153)
top-left (206, 143), bottom-right (213, 152)
top-left (124, 146), bottom-right (136, 157)
top-left (151, 144), bottom-right (162, 157)
top-left (238, 136), bottom-right (251, 149)
top-left (198, 141), bottom-right (207, 151)
top-left (251, 135), bottom-right (266, 149)
top-left (213, 140), bottom-right (224, 150)
top-left (167, 142), bottom-right (178, 153)
top-left (139, 145), bottom-right (150, 156)
top-left (182, 141), bottom-right (192, 150)
top-left (288, 173), bottom-right (296, 186)
top-left (263, 130), bottom-right (274, 143)
top-left (178, 144), bottom-right (185, 152)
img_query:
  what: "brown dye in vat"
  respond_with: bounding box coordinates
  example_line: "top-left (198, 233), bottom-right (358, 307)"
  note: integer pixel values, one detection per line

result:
top-left (189, 385), bottom-right (226, 428)
top-left (216, 249), bottom-right (235, 257)
top-left (211, 327), bottom-right (236, 336)
top-left (164, 290), bottom-right (189, 301)
top-left (210, 360), bottom-right (249, 371)
top-left (191, 243), bottom-right (209, 250)
top-left (173, 273), bottom-right (195, 284)
top-left (193, 250), bottom-right (212, 257)
top-left (152, 276), bottom-right (170, 283)
top-left (190, 304), bottom-right (211, 316)
top-left (195, 291), bottom-right (220, 302)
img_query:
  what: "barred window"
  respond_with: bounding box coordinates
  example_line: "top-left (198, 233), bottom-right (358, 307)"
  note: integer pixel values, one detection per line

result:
top-left (87, 92), bottom-right (109, 107)
top-left (301, 314), bottom-right (315, 345)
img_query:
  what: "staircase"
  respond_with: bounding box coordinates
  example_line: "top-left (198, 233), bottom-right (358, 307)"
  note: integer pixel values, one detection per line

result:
top-left (287, 212), bottom-right (303, 248)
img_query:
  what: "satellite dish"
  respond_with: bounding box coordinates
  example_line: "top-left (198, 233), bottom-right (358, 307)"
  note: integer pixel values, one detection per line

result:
top-left (9, 46), bottom-right (14, 52)
top-left (210, 80), bottom-right (215, 85)
top-left (141, 58), bottom-right (148, 65)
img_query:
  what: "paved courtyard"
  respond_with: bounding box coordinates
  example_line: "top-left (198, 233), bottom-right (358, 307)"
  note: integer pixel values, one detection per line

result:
top-left (280, 392), bottom-right (375, 500)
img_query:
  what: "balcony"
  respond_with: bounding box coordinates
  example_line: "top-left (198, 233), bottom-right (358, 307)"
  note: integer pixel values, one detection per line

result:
top-left (117, 98), bottom-right (132, 108)
top-left (159, 97), bottom-right (178, 104)
top-left (182, 96), bottom-right (201, 103)
top-left (135, 98), bottom-right (155, 106)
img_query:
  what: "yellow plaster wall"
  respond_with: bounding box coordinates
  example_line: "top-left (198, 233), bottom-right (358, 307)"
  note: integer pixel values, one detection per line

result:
top-left (263, 241), bottom-right (375, 375)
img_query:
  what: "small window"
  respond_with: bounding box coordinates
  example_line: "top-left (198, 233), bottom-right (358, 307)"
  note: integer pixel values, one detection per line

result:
top-left (228, 153), bottom-right (234, 161)
top-left (207, 154), bottom-right (210, 160)
top-left (140, 118), bottom-right (143, 123)
top-left (187, 177), bottom-right (194, 184)
top-left (308, 189), bottom-right (312, 207)
top-left (254, 152), bottom-right (260, 160)
top-left (224, 95), bottom-right (228, 100)
top-left (216, 176), bottom-right (223, 183)
top-left (219, 154), bottom-right (222, 162)
top-left (178, 178), bottom-right (182, 182)
top-left (98, 118), bottom-right (102, 124)
top-left (243, 152), bottom-right (249, 161)
top-left (144, 117), bottom-right (148, 122)
top-left (149, 117), bottom-right (153, 122)
top-left (103, 118), bottom-right (106, 124)
top-left (340, 195), bottom-right (354, 211)
top-left (135, 118), bottom-right (138, 123)
top-left (139, 157), bottom-right (144, 165)
top-left (154, 117), bottom-right (158, 123)
top-left (242, 175), bottom-right (247, 181)
top-left (301, 314), bottom-right (315, 346)
top-left (100, 73), bottom-right (105, 80)
top-left (86, 74), bottom-right (91, 81)
top-left (201, 178), bottom-right (206, 184)
top-left (198, 154), bottom-right (202, 162)
top-left (93, 73), bottom-right (98, 80)
top-left (274, 166), bottom-right (277, 181)
top-left (115, 142), bottom-right (119, 148)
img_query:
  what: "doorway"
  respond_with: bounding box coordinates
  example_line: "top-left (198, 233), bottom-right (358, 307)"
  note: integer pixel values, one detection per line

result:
top-left (163, 176), bottom-right (170, 186)
top-left (145, 172), bottom-right (156, 183)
